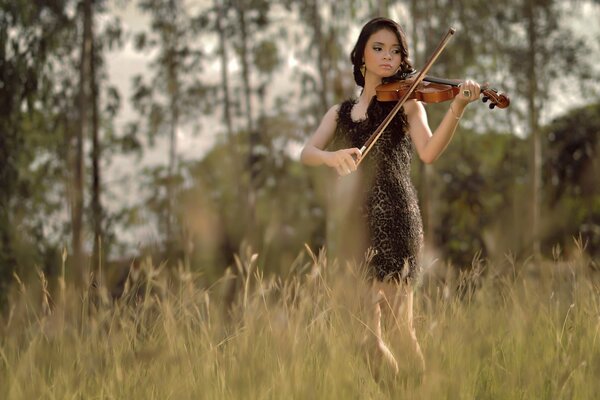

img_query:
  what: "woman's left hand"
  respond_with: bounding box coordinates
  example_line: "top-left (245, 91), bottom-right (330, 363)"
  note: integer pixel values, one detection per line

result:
top-left (453, 79), bottom-right (481, 107)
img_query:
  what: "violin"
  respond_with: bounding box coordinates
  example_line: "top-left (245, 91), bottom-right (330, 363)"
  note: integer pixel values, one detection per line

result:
top-left (375, 75), bottom-right (510, 109)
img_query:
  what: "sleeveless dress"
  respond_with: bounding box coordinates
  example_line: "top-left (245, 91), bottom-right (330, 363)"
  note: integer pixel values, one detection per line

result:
top-left (328, 97), bottom-right (424, 283)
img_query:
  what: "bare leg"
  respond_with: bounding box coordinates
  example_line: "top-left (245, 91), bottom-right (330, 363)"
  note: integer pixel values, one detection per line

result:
top-left (377, 282), bottom-right (426, 373)
top-left (403, 288), bottom-right (426, 372)
top-left (362, 286), bottom-right (399, 379)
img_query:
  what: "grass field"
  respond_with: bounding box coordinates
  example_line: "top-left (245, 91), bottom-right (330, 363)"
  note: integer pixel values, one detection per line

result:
top-left (1, 246), bottom-right (599, 399)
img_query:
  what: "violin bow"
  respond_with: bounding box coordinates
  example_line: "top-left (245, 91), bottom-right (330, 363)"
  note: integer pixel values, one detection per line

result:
top-left (357, 27), bottom-right (456, 166)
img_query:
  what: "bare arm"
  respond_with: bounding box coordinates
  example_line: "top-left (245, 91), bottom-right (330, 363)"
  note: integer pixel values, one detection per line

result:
top-left (301, 104), bottom-right (363, 176)
top-left (405, 81), bottom-right (478, 164)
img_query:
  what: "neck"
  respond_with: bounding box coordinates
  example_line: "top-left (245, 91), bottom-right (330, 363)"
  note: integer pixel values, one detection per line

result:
top-left (360, 72), bottom-right (382, 102)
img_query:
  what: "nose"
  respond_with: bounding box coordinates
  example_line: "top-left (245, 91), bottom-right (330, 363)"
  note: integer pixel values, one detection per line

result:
top-left (383, 51), bottom-right (392, 60)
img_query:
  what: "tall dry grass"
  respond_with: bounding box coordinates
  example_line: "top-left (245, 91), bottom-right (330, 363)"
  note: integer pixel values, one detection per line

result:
top-left (1, 244), bottom-right (599, 399)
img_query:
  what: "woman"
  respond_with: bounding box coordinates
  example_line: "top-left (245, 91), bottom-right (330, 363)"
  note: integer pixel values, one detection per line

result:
top-left (300, 17), bottom-right (480, 377)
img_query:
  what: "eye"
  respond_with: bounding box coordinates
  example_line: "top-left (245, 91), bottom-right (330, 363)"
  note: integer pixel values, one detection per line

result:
top-left (373, 46), bottom-right (382, 52)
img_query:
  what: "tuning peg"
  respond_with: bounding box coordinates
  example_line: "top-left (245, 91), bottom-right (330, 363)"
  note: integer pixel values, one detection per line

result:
top-left (489, 103), bottom-right (496, 109)
top-left (482, 96), bottom-right (489, 103)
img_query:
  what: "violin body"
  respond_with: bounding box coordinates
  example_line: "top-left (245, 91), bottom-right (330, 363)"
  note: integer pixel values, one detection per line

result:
top-left (376, 75), bottom-right (510, 109)
top-left (376, 79), bottom-right (459, 103)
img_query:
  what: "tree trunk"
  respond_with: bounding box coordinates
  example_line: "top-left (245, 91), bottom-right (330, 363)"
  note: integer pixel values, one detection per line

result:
top-left (90, 7), bottom-right (103, 277)
top-left (237, 3), bottom-right (253, 133)
top-left (0, 56), bottom-right (17, 308)
top-left (311, 0), bottom-right (328, 113)
top-left (526, 1), bottom-right (541, 258)
top-left (216, 0), bottom-right (242, 189)
top-left (0, 196), bottom-right (14, 309)
top-left (74, 0), bottom-right (93, 284)
top-left (163, 1), bottom-right (180, 253)
top-left (216, 1), bottom-right (233, 141)
top-left (166, 55), bottom-right (179, 252)
top-left (235, 1), bottom-right (258, 241)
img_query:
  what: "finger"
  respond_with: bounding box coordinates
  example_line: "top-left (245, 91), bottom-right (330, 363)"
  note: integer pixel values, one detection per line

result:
top-left (460, 81), bottom-right (472, 100)
top-left (471, 84), bottom-right (480, 101)
top-left (344, 153), bottom-right (356, 169)
top-left (332, 158), bottom-right (344, 175)
top-left (338, 159), bottom-right (352, 175)
top-left (468, 80), bottom-right (480, 97)
top-left (342, 154), bottom-right (357, 172)
top-left (464, 80), bottom-right (478, 102)
top-left (350, 147), bottom-right (363, 158)
top-left (338, 150), bottom-right (356, 171)
top-left (466, 83), bottom-right (474, 101)
top-left (344, 148), bottom-right (362, 163)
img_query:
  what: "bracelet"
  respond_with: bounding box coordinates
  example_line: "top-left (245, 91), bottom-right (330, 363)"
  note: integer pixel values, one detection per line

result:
top-left (449, 103), bottom-right (464, 120)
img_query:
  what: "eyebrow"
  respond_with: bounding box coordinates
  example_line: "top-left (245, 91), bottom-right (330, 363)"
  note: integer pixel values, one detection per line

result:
top-left (372, 41), bottom-right (401, 47)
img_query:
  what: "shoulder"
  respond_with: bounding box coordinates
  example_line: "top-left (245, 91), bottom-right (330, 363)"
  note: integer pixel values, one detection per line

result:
top-left (328, 99), bottom-right (356, 115)
top-left (324, 99), bottom-right (357, 123)
top-left (332, 98), bottom-right (358, 123)
top-left (314, 103), bottom-right (345, 133)
top-left (318, 104), bottom-right (341, 127)
top-left (326, 103), bottom-right (341, 117)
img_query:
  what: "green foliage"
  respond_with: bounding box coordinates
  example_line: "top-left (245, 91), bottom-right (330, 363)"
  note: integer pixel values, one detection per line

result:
top-left (545, 103), bottom-right (600, 202)
top-left (179, 113), bottom-right (326, 280)
top-left (130, 0), bottom-right (216, 257)
top-left (253, 39), bottom-right (279, 75)
top-left (131, 0), bottom-right (214, 142)
top-left (543, 103), bottom-right (600, 257)
top-left (0, 0), bottom-right (128, 300)
top-left (428, 127), bottom-right (529, 266)
top-left (427, 102), bottom-right (600, 265)
top-left (0, 0), bottom-right (75, 305)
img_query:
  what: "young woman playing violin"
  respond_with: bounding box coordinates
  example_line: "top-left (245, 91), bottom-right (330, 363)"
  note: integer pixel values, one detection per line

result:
top-left (301, 17), bottom-right (481, 378)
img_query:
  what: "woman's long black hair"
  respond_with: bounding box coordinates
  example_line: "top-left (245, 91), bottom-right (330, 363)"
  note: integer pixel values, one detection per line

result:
top-left (350, 17), bottom-right (414, 88)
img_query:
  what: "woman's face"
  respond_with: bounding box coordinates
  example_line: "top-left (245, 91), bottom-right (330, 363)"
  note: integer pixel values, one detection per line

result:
top-left (363, 28), bottom-right (402, 79)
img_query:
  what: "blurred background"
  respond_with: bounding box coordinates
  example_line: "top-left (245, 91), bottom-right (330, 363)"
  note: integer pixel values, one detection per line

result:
top-left (1, 0), bottom-right (599, 305)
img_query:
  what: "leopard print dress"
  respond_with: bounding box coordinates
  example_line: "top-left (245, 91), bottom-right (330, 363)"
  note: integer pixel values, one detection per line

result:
top-left (328, 97), bottom-right (424, 283)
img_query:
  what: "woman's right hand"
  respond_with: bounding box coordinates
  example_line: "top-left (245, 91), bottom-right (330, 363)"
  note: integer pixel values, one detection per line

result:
top-left (324, 148), bottom-right (362, 176)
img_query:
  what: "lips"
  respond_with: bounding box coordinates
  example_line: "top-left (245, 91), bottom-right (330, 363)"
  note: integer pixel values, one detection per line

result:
top-left (380, 64), bottom-right (393, 70)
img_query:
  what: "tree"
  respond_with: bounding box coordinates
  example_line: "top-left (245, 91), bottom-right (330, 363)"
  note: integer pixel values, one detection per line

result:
top-left (0, 0), bottom-right (74, 305)
top-left (434, 128), bottom-right (529, 265)
top-left (72, 0), bottom-right (94, 283)
top-left (543, 103), bottom-right (600, 257)
top-left (403, 0), bottom-right (505, 253)
top-left (89, 6), bottom-right (123, 278)
top-left (399, 0), bottom-right (595, 259)
top-left (72, 0), bottom-right (123, 284)
top-left (496, 1), bottom-right (593, 257)
top-left (228, 0), bottom-right (272, 240)
top-left (132, 0), bottom-right (213, 258)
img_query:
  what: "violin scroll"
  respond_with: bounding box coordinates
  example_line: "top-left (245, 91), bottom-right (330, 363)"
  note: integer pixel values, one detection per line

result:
top-left (480, 83), bottom-right (510, 109)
